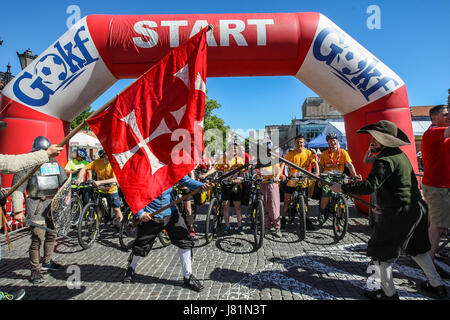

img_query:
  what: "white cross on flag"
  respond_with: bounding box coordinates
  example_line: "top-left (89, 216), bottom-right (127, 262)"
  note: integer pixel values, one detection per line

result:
top-left (86, 28), bottom-right (208, 213)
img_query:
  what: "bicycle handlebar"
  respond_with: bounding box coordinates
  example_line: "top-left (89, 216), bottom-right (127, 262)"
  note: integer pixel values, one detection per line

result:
top-left (77, 180), bottom-right (117, 189)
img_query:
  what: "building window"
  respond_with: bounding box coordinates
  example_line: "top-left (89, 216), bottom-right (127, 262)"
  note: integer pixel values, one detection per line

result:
top-left (296, 124), bottom-right (327, 141)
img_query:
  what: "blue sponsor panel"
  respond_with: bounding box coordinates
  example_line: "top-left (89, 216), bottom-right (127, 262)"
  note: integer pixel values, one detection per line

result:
top-left (12, 26), bottom-right (98, 107)
top-left (312, 27), bottom-right (399, 102)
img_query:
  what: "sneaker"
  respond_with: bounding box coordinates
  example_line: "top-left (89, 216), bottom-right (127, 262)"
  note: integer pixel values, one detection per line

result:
top-left (274, 228), bottom-right (282, 238)
top-left (418, 281), bottom-right (448, 299)
top-left (122, 267), bottom-right (136, 283)
top-left (280, 217), bottom-right (286, 230)
top-left (183, 274), bottom-right (204, 292)
top-left (0, 289), bottom-right (26, 300)
top-left (30, 270), bottom-right (45, 285)
top-left (42, 260), bottom-right (65, 271)
top-left (237, 226), bottom-right (244, 235)
top-left (223, 225), bottom-right (231, 235)
top-left (306, 218), bottom-right (318, 231)
top-left (363, 289), bottom-right (399, 300)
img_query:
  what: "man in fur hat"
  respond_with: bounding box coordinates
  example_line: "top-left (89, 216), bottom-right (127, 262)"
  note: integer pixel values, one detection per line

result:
top-left (330, 120), bottom-right (447, 300)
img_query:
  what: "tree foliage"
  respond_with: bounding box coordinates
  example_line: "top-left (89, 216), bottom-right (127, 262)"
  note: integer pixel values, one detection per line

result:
top-left (203, 92), bottom-right (229, 152)
top-left (70, 106), bottom-right (94, 130)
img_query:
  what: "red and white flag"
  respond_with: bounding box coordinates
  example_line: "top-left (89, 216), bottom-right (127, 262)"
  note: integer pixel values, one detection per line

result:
top-left (86, 28), bottom-right (208, 213)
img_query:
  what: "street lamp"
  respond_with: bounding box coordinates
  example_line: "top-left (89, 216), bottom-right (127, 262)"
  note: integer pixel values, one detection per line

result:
top-left (16, 48), bottom-right (38, 70)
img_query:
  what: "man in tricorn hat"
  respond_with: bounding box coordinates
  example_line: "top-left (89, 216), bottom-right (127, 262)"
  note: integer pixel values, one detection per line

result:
top-left (330, 120), bottom-right (447, 300)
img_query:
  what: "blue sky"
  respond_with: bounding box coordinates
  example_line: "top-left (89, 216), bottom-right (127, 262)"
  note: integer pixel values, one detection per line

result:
top-left (1, 0), bottom-right (449, 133)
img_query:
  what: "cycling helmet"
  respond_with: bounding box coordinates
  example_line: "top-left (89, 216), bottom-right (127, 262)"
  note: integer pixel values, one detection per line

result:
top-left (326, 132), bottom-right (338, 141)
top-left (32, 136), bottom-right (51, 151)
top-left (97, 149), bottom-right (105, 158)
top-left (77, 148), bottom-right (88, 159)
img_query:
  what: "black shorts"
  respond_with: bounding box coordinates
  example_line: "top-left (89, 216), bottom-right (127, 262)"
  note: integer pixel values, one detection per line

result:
top-left (221, 183), bottom-right (242, 202)
top-left (284, 186), bottom-right (308, 197)
top-left (132, 210), bottom-right (193, 257)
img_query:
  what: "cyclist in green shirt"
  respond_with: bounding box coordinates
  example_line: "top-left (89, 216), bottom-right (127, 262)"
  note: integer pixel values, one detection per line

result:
top-left (64, 148), bottom-right (89, 181)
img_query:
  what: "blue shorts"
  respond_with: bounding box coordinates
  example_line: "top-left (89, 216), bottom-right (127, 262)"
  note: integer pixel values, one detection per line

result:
top-left (105, 192), bottom-right (121, 209)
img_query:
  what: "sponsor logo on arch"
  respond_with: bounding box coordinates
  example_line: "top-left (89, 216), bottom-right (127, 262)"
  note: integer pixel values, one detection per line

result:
top-left (312, 26), bottom-right (401, 102)
top-left (12, 25), bottom-right (98, 107)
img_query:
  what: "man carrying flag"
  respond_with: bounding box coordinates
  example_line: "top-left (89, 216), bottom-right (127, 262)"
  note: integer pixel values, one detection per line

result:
top-left (86, 27), bottom-right (212, 291)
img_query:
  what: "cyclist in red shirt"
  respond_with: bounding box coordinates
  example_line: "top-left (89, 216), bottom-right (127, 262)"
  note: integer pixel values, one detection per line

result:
top-left (421, 105), bottom-right (450, 279)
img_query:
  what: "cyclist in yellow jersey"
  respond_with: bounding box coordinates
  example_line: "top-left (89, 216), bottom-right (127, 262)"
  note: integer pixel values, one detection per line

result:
top-left (200, 143), bottom-right (245, 234)
top-left (76, 150), bottom-right (123, 228)
top-left (318, 133), bottom-right (361, 217)
top-left (280, 135), bottom-right (319, 230)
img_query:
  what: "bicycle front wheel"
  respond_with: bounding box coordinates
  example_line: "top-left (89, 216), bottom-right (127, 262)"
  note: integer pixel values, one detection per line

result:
top-left (77, 203), bottom-right (99, 249)
top-left (119, 209), bottom-right (137, 251)
top-left (252, 199), bottom-right (264, 250)
top-left (332, 195), bottom-right (349, 241)
top-left (205, 197), bottom-right (220, 243)
top-left (70, 195), bottom-right (83, 226)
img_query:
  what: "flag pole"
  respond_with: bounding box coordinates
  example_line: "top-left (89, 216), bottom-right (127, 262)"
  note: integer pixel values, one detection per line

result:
top-left (144, 162), bottom-right (252, 220)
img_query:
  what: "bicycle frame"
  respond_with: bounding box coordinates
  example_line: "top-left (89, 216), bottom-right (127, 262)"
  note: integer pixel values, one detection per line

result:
top-left (204, 176), bottom-right (224, 243)
top-left (209, 182), bottom-right (223, 218)
top-left (77, 181), bottom-right (116, 249)
top-left (285, 174), bottom-right (309, 240)
top-left (89, 189), bottom-right (111, 223)
top-left (287, 175), bottom-right (309, 212)
top-left (319, 172), bottom-right (350, 241)
top-left (244, 174), bottom-right (265, 249)
top-left (247, 177), bottom-right (263, 219)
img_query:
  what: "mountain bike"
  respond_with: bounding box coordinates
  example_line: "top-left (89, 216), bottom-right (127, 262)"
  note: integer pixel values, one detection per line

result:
top-left (244, 175), bottom-right (265, 250)
top-left (204, 173), bottom-right (224, 243)
top-left (77, 181), bottom-right (117, 249)
top-left (316, 172), bottom-right (350, 241)
top-left (285, 173), bottom-right (308, 241)
top-left (70, 182), bottom-right (89, 226)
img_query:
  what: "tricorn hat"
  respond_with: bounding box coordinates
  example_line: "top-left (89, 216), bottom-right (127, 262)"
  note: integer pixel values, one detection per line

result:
top-left (357, 120), bottom-right (410, 147)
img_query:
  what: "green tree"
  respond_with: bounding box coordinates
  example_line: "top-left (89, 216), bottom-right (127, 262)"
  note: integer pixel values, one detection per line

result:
top-left (203, 92), bottom-right (229, 153)
top-left (70, 106), bottom-right (94, 130)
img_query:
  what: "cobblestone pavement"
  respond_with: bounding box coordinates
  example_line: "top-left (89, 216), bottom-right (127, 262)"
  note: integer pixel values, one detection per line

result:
top-left (1, 200), bottom-right (449, 301)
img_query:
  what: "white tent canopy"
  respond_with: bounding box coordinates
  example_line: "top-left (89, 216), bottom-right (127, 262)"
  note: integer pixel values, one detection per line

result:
top-left (69, 132), bottom-right (102, 148)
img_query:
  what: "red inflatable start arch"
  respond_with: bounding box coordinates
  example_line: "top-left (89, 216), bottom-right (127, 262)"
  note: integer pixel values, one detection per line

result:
top-left (0, 12), bottom-right (417, 212)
